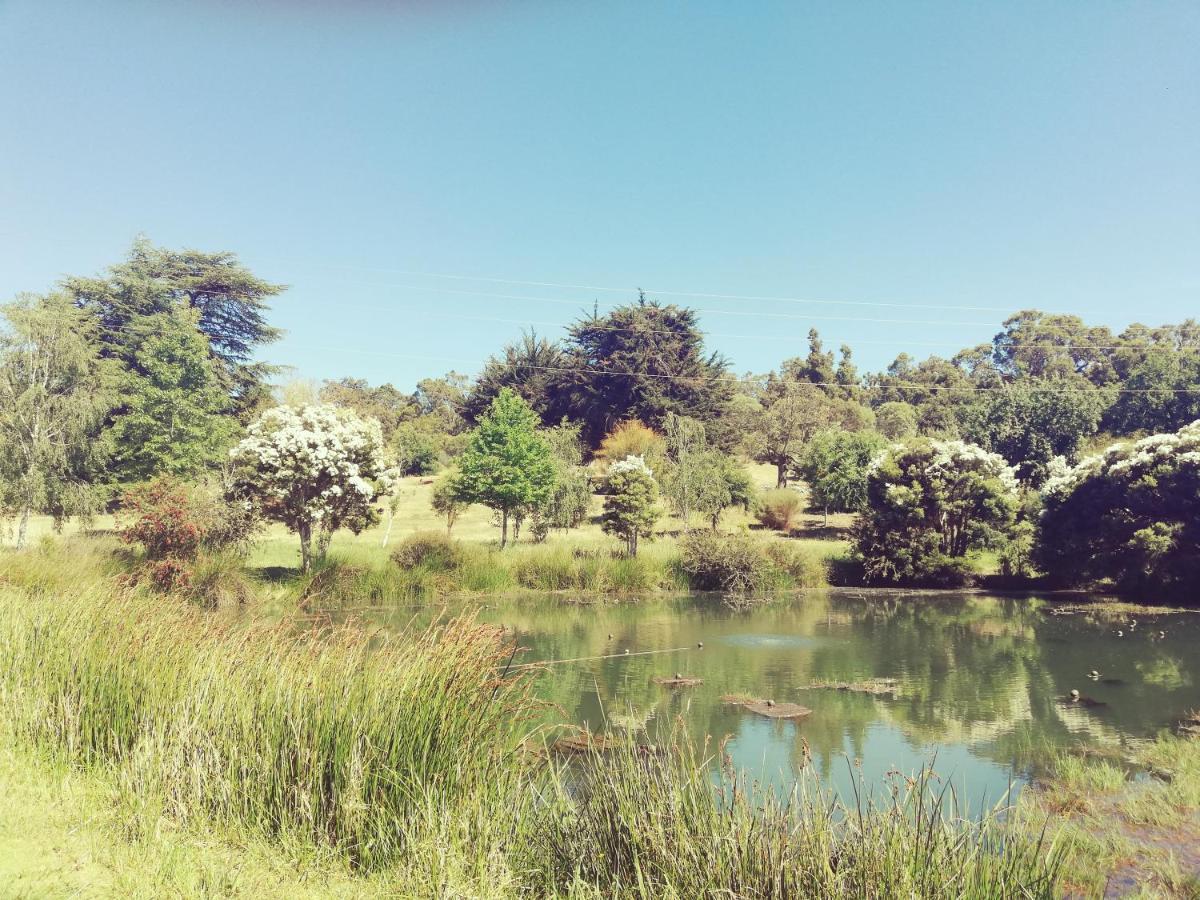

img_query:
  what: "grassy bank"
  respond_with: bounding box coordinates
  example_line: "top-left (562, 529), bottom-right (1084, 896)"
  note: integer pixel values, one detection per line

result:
top-left (0, 545), bottom-right (1068, 898)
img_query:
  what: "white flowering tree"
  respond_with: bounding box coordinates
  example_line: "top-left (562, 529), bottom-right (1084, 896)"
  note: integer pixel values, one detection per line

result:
top-left (228, 404), bottom-right (395, 572)
top-left (1036, 420), bottom-right (1200, 596)
top-left (853, 439), bottom-right (1019, 585)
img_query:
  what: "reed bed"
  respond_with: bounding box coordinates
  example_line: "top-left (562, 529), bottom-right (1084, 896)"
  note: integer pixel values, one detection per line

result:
top-left (0, 560), bottom-right (538, 871)
top-left (523, 736), bottom-right (1062, 899)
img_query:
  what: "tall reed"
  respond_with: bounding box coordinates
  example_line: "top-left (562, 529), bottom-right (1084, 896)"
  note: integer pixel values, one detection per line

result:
top-left (0, 562), bottom-right (537, 870)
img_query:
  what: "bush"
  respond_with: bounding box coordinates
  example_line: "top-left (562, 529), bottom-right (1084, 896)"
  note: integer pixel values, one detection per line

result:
top-left (392, 532), bottom-right (464, 572)
top-left (119, 478), bottom-right (210, 561)
top-left (756, 488), bottom-right (804, 531)
top-left (763, 541), bottom-right (828, 588)
top-left (1035, 421), bottom-right (1200, 595)
top-left (595, 420), bottom-right (667, 471)
top-left (148, 558), bottom-right (192, 592)
top-left (680, 531), bottom-right (778, 593)
top-left (853, 440), bottom-right (1019, 587)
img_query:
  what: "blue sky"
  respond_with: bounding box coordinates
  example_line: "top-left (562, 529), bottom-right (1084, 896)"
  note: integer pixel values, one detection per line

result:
top-left (1, 1), bottom-right (1197, 390)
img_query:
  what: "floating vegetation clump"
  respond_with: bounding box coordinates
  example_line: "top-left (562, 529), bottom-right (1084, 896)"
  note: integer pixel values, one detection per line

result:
top-left (721, 694), bottom-right (812, 719)
top-left (802, 677), bottom-right (901, 696)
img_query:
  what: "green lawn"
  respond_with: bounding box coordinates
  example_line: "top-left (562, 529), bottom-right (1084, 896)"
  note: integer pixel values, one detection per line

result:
top-left (2, 463), bottom-right (852, 577)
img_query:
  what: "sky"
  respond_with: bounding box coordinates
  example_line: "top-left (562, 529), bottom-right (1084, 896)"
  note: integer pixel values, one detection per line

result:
top-left (1, 1), bottom-right (1197, 390)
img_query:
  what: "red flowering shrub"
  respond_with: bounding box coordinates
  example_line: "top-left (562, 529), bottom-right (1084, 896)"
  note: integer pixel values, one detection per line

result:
top-left (148, 558), bottom-right (193, 592)
top-left (119, 478), bottom-right (210, 562)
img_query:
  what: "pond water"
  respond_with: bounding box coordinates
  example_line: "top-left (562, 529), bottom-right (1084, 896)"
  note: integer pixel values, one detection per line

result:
top-left (349, 590), bottom-right (1199, 807)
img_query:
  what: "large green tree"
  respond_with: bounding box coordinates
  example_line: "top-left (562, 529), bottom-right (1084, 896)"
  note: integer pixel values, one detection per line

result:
top-left (106, 308), bottom-right (237, 483)
top-left (796, 429), bottom-right (887, 524)
top-left (959, 379), bottom-right (1108, 485)
top-left (463, 330), bottom-right (571, 426)
top-left (0, 294), bottom-right (115, 547)
top-left (63, 237), bottom-right (285, 416)
top-left (453, 389), bottom-right (555, 547)
top-left (562, 294), bottom-right (733, 446)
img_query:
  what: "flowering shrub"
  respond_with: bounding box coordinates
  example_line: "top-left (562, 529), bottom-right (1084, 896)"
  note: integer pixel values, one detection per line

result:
top-left (1036, 420), bottom-right (1200, 595)
top-left (228, 405), bottom-right (395, 571)
top-left (119, 478), bottom-right (209, 561)
top-left (148, 558), bottom-right (192, 592)
top-left (853, 439), bottom-right (1019, 586)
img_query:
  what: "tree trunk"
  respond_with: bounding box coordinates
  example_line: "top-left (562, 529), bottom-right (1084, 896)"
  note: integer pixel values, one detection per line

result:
top-left (628, 530), bottom-right (638, 557)
top-left (380, 506), bottom-right (395, 548)
top-left (823, 506), bottom-right (829, 528)
top-left (776, 462), bottom-right (788, 489)
top-left (316, 529), bottom-right (332, 563)
top-left (15, 504), bottom-right (31, 550)
top-left (298, 522), bottom-right (313, 573)
top-left (500, 509), bottom-right (509, 549)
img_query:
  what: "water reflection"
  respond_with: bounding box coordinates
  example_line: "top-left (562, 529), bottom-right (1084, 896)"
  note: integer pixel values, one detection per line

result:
top-left (342, 590), bottom-right (1200, 804)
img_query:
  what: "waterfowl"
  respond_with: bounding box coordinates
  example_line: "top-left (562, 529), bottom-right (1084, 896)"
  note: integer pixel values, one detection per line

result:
top-left (697, 641), bottom-right (704, 649)
top-left (1069, 689), bottom-right (1081, 702)
top-left (1116, 630), bottom-right (1124, 637)
top-left (1088, 670), bottom-right (1100, 680)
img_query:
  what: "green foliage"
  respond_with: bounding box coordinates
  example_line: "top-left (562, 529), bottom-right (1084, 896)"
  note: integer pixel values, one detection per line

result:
top-left (392, 420), bottom-right (442, 475)
top-left (756, 487), bottom-right (805, 531)
top-left (875, 401), bottom-right (919, 439)
top-left (1104, 350), bottom-right (1200, 435)
top-left (854, 440), bottom-right (1019, 586)
top-left (1035, 421), bottom-right (1200, 596)
top-left (63, 237), bottom-right (284, 418)
top-left (462, 330), bottom-right (571, 426)
top-left (391, 531), bottom-right (464, 571)
top-left (528, 421), bottom-right (592, 541)
top-left (561, 294), bottom-right (733, 446)
top-left (0, 293), bottom-right (114, 547)
top-left (595, 419), bottom-right (667, 471)
top-left (960, 379), bottom-right (1107, 485)
top-left (452, 389), bottom-right (555, 547)
top-left (745, 378), bottom-right (833, 488)
top-left (107, 308), bottom-right (237, 483)
top-left (796, 429), bottom-right (887, 517)
top-left (319, 377), bottom-right (417, 438)
top-left (430, 471), bottom-right (464, 534)
top-left (600, 456), bottom-right (660, 556)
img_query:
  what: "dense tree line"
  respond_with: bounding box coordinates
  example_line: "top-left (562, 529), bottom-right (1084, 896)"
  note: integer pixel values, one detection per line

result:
top-left (1, 241), bottom-right (1196, 593)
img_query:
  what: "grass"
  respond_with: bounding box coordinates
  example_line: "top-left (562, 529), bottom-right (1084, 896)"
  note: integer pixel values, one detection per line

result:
top-left (0, 540), bottom-right (1075, 898)
top-left (1015, 736), bottom-right (1200, 898)
top-left (0, 549), bottom-right (539, 872)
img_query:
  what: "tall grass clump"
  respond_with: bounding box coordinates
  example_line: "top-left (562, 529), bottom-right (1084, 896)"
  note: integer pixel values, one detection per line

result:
top-left (0, 566), bottom-right (537, 871)
top-left (524, 737), bottom-right (1061, 899)
top-left (756, 487), bottom-right (805, 532)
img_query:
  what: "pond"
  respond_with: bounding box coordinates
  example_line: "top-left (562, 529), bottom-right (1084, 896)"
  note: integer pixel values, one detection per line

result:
top-left (347, 589), bottom-right (1199, 807)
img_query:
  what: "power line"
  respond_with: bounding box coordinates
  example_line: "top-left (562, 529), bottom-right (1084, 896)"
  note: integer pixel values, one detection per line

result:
top-left (379, 303), bottom-right (1200, 353)
top-left (275, 259), bottom-right (1055, 315)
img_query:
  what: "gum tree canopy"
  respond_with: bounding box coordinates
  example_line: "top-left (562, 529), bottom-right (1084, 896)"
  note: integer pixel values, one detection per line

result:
top-left (1036, 421), bottom-right (1200, 597)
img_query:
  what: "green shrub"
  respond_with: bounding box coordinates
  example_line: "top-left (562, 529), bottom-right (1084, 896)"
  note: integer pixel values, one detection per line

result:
top-left (764, 541), bottom-right (828, 588)
top-left (756, 488), bottom-right (805, 531)
top-left (680, 531), bottom-right (778, 593)
top-left (391, 531), bottom-right (463, 572)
